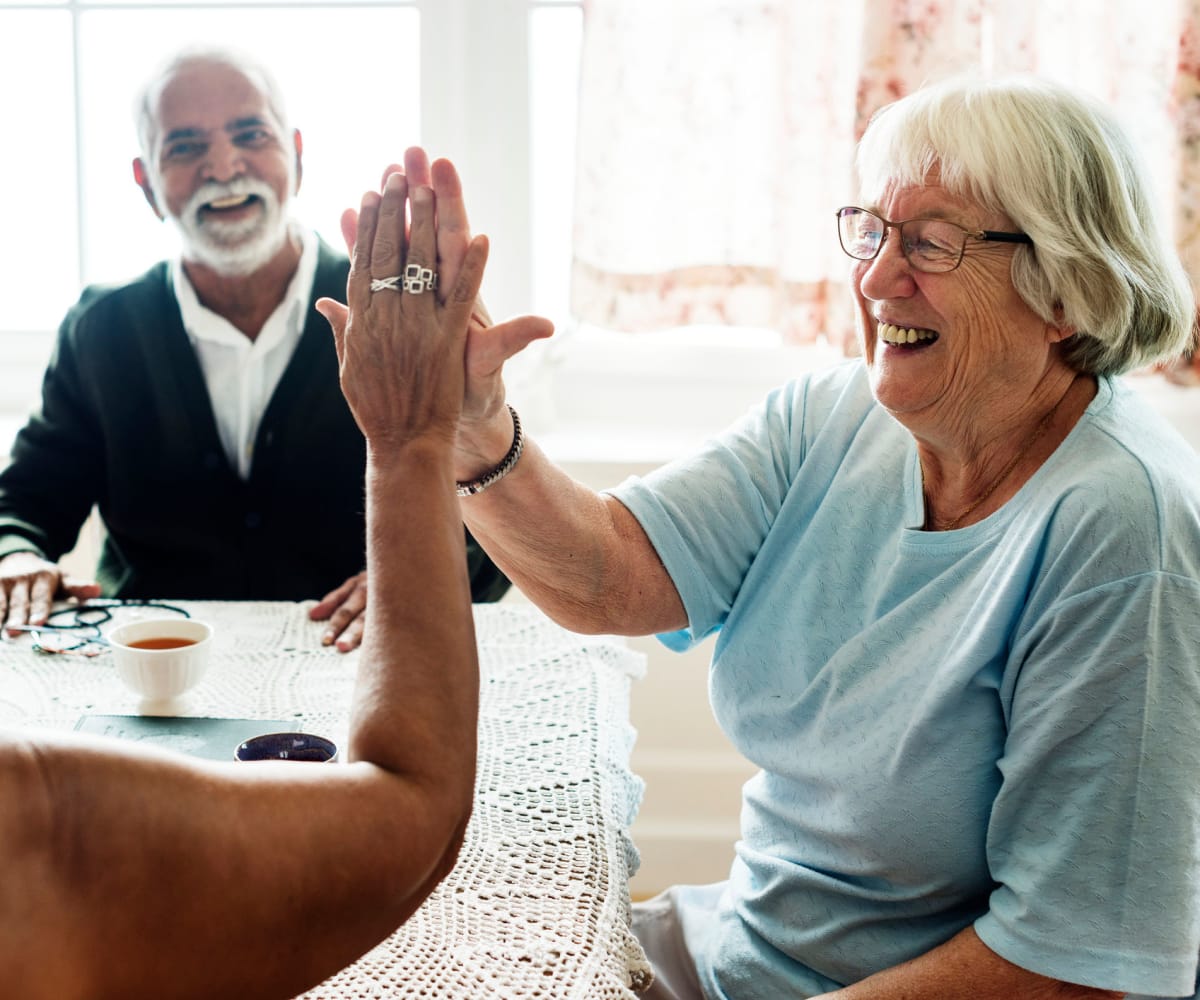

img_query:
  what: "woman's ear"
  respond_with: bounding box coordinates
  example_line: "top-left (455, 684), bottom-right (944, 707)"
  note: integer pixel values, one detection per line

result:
top-left (1047, 302), bottom-right (1075, 343)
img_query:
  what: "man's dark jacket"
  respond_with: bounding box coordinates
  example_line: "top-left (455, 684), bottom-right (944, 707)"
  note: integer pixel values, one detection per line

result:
top-left (0, 240), bottom-right (510, 602)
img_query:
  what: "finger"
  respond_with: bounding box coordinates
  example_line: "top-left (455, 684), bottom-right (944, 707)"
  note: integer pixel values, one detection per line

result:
top-left (309, 573), bottom-right (360, 622)
top-left (372, 172), bottom-right (408, 282)
top-left (324, 587), bottom-right (367, 647)
top-left (339, 207), bottom-right (358, 256)
top-left (315, 297), bottom-right (349, 363)
top-left (335, 615), bottom-right (364, 653)
top-left (378, 162), bottom-right (404, 192)
top-left (60, 578), bottom-right (102, 603)
top-left (349, 190), bottom-right (382, 313)
top-left (404, 147), bottom-right (432, 188)
top-left (441, 235), bottom-right (491, 340)
top-left (4, 578), bottom-right (30, 633)
top-left (406, 184), bottom-right (438, 311)
top-left (27, 573), bottom-right (56, 627)
top-left (431, 157), bottom-right (470, 300)
top-left (472, 295), bottom-right (493, 327)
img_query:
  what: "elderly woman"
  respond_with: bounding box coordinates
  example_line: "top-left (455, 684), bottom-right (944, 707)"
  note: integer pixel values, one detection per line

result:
top-left (335, 76), bottom-right (1200, 999)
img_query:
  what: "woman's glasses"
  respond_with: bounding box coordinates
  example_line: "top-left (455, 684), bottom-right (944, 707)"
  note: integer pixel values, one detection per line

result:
top-left (836, 206), bottom-right (1032, 273)
top-left (4, 599), bottom-right (191, 657)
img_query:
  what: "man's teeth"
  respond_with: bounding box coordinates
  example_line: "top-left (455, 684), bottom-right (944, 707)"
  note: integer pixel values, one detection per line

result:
top-left (206, 194), bottom-right (253, 210)
top-left (878, 322), bottom-right (936, 345)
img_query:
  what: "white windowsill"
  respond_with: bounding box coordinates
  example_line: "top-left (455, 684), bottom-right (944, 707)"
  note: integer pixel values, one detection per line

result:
top-left (514, 326), bottom-right (849, 466)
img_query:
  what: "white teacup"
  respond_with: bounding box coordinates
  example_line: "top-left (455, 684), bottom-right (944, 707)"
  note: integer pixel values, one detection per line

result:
top-left (107, 618), bottom-right (214, 703)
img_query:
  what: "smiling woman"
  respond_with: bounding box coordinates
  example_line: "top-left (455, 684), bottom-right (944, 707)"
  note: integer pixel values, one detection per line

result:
top-left (421, 73), bottom-right (1200, 1000)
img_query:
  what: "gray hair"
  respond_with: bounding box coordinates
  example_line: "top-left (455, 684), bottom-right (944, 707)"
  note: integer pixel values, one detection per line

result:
top-left (856, 75), bottom-right (1196, 376)
top-left (133, 45), bottom-right (291, 158)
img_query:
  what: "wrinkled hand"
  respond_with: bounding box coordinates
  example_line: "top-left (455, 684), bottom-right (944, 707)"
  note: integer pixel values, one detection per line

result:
top-left (308, 570), bottom-right (366, 652)
top-left (318, 169), bottom-right (487, 449)
top-left (321, 149), bottom-right (553, 438)
top-left (0, 551), bottom-right (101, 635)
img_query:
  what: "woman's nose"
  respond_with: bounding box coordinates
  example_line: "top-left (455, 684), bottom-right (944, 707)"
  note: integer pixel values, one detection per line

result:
top-left (856, 230), bottom-right (916, 300)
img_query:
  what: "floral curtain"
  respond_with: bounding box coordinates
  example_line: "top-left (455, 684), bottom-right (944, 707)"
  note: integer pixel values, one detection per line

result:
top-left (571, 0), bottom-right (1200, 378)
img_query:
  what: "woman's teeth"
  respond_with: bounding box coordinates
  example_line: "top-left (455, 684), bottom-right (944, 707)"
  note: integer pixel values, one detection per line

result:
top-left (878, 322), bottom-right (937, 345)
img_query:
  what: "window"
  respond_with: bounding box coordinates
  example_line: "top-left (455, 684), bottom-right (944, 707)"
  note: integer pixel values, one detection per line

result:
top-left (1, 0), bottom-right (804, 462)
top-left (0, 0), bottom-right (583, 422)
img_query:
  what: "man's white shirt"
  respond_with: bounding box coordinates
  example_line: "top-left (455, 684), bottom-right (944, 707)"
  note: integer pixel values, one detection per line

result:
top-left (171, 224), bottom-right (319, 480)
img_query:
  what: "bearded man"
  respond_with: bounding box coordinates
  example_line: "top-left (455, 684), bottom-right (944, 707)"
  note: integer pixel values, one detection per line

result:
top-left (0, 47), bottom-right (509, 647)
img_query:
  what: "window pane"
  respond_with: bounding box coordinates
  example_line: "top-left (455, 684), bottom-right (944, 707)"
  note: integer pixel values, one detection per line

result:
top-left (530, 4), bottom-right (582, 325)
top-left (79, 0), bottom-right (409, 5)
top-left (0, 10), bottom-right (78, 331)
top-left (77, 7), bottom-right (420, 287)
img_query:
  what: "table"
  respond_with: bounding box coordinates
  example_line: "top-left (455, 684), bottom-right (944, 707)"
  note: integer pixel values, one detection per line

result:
top-left (0, 600), bottom-right (652, 998)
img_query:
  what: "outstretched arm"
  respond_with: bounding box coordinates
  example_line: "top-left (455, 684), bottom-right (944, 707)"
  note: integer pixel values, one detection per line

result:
top-left (323, 148), bottom-right (687, 637)
top-left (0, 172), bottom-right (484, 1000)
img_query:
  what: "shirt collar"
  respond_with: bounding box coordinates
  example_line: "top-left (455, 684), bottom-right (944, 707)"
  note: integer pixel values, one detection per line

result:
top-left (171, 223), bottom-right (319, 349)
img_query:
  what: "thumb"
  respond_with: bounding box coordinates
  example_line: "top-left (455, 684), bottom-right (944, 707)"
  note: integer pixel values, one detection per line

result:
top-left (467, 314), bottom-right (556, 375)
top-left (61, 578), bottom-right (101, 601)
top-left (316, 297), bottom-right (349, 361)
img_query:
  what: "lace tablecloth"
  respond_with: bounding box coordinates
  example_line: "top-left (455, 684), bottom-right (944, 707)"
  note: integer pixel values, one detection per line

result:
top-left (0, 600), bottom-right (651, 998)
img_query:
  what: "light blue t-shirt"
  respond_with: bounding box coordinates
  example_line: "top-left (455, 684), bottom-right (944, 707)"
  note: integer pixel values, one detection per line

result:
top-left (611, 360), bottom-right (1200, 999)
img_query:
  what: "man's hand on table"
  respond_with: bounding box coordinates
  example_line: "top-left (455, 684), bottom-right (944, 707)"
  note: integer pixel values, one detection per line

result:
top-left (309, 569), bottom-right (367, 651)
top-left (0, 550), bottom-right (101, 634)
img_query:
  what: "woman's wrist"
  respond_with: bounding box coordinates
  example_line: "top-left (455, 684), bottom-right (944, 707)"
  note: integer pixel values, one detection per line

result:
top-left (456, 404), bottom-right (522, 481)
top-left (456, 406), bottom-right (523, 496)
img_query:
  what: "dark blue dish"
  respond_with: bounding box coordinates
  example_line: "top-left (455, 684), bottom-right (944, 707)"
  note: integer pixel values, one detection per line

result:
top-left (235, 732), bottom-right (338, 763)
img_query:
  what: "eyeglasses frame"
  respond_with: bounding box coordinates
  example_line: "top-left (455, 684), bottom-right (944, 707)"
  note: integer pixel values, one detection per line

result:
top-left (3, 599), bottom-right (192, 657)
top-left (835, 205), bottom-right (1033, 273)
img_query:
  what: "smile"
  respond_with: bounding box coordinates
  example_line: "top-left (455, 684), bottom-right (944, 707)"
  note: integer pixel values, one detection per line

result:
top-left (878, 322), bottom-right (938, 346)
top-left (201, 193), bottom-right (260, 213)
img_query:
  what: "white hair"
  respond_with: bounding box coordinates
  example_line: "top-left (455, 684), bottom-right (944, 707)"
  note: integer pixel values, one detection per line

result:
top-left (857, 75), bottom-right (1196, 375)
top-left (133, 45), bottom-right (291, 159)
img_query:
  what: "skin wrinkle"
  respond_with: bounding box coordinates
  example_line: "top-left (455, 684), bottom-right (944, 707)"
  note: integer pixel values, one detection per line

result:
top-left (852, 175), bottom-right (1090, 531)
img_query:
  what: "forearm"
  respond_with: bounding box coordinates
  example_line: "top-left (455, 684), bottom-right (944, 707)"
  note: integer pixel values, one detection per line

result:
top-left (2, 738), bottom-right (466, 1000)
top-left (0, 449), bottom-right (482, 999)
top-left (817, 927), bottom-right (1123, 1000)
top-left (349, 442), bottom-right (478, 806)
top-left (458, 432), bottom-right (685, 635)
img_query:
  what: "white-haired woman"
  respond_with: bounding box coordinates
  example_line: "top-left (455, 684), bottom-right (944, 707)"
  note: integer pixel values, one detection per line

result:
top-left (332, 76), bottom-right (1200, 1000)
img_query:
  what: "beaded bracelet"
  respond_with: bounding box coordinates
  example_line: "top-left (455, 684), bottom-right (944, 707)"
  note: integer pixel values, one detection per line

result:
top-left (455, 404), bottom-right (524, 497)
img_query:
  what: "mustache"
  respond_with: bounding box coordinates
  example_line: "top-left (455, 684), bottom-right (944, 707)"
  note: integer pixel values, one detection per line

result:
top-left (183, 177), bottom-right (279, 220)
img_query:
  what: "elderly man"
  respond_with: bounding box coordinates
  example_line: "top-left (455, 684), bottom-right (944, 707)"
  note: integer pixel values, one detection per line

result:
top-left (0, 46), bottom-right (508, 648)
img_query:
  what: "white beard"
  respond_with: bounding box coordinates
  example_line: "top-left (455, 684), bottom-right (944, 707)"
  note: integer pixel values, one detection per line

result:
top-left (167, 176), bottom-right (293, 276)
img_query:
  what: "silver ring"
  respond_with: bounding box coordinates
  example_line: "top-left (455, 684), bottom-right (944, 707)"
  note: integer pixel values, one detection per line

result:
top-left (402, 263), bottom-right (439, 294)
top-left (369, 275), bottom-right (402, 292)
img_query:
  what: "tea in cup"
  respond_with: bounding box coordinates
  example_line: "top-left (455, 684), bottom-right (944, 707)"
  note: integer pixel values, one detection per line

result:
top-left (107, 617), bottom-right (213, 703)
